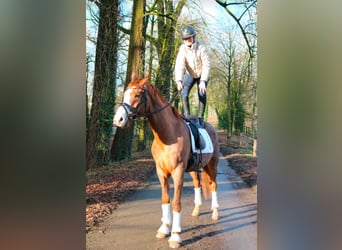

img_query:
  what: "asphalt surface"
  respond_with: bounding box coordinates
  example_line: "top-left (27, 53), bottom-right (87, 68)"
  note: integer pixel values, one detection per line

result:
top-left (86, 153), bottom-right (257, 249)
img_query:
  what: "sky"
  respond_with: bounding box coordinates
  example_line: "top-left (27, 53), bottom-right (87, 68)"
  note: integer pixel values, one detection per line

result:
top-left (199, 0), bottom-right (226, 23)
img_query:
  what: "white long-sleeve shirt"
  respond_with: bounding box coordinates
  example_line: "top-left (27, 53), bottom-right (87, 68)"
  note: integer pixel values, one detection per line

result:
top-left (174, 41), bottom-right (210, 82)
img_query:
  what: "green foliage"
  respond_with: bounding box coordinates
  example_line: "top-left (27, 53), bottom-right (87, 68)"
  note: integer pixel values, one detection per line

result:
top-left (216, 104), bottom-right (229, 130)
top-left (132, 118), bottom-right (153, 152)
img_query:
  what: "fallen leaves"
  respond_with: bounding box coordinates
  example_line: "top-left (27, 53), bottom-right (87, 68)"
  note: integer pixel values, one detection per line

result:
top-left (217, 131), bottom-right (257, 187)
top-left (225, 153), bottom-right (257, 186)
top-left (86, 153), bottom-right (155, 232)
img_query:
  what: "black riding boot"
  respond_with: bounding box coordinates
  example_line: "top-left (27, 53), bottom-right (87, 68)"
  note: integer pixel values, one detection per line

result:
top-left (199, 101), bottom-right (206, 127)
top-left (182, 96), bottom-right (190, 118)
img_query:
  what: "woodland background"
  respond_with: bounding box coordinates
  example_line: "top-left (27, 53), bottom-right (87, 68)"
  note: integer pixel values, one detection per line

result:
top-left (86, 0), bottom-right (257, 169)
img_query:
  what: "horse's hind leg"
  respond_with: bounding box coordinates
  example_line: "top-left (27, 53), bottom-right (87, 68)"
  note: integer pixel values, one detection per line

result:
top-left (211, 189), bottom-right (219, 220)
top-left (203, 160), bottom-right (219, 221)
top-left (189, 171), bottom-right (202, 216)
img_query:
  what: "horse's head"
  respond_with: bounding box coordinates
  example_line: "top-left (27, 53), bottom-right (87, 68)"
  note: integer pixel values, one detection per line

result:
top-left (113, 73), bottom-right (150, 127)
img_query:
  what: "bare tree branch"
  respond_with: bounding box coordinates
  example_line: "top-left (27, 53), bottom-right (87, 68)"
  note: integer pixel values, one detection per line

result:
top-left (215, 0), bottom-right (257, 59)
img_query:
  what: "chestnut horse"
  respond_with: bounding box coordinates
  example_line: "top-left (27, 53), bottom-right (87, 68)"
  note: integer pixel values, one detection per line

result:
top-left (113, 73), bottom-right (219, 249)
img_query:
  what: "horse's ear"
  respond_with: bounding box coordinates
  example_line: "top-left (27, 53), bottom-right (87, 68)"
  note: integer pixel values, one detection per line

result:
top-left (131, 72), bottom-right (138, 82)
top-left (140, 72), bottom-right (151, 86)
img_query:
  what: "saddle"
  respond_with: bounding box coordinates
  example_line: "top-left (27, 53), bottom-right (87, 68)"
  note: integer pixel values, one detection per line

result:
top-left (187, 119), bottom-right (206, 149)
top-left (183, 117), bottom-right (206, 172)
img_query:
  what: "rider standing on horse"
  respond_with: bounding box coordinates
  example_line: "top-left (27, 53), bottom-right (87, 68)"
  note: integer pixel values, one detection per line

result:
top-left (174, 25), bottom-right (211, 127)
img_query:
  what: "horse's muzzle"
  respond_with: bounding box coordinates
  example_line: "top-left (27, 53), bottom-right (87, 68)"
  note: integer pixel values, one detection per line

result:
top-left (113, 106), bottom-right (128, 127)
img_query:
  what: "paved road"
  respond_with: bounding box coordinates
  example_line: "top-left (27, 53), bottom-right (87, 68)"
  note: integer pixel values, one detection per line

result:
top-left (86, 154), bottom-right (257, 249)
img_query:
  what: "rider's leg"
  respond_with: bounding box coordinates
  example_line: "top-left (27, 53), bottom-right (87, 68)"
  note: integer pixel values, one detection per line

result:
top-left (181, 74), bottom-right (195, 118)
top-left (197, 79), bottom-right (208, 127)
top-left (181, 96), bottom-right (190, 118)
top-left (199, 101), bottom-right (206, 118)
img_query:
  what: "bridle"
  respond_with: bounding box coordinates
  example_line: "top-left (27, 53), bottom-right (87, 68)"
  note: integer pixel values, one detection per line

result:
top-left (119, 87), bottom-right (146, 120)
top-left (117, 87), bottom-right (178, 121)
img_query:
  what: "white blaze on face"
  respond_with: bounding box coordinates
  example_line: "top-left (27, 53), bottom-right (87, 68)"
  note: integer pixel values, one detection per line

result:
top-left (113, 89), bottom-right (133, 127)
top-left (123, 88), bottom-right (133, 104)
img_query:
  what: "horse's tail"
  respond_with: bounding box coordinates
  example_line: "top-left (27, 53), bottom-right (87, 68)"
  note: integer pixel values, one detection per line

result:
top-left (201, 167), bottom-right (212, 200)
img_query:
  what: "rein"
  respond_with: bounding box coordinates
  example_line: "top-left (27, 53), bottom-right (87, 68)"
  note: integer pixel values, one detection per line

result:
top-left (118, 87), bottom-right (179, 121)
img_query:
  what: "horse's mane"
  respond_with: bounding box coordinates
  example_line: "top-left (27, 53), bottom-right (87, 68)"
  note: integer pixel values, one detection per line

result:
top-left (145, 81), bottom-right (167, 103)
top-left (144, 80), bottom-right (183, 120)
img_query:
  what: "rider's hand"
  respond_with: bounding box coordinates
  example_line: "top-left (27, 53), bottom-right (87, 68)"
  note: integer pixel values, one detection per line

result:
top-left (199, 80), bottom-right (206, 95)
top-left (177, 81), bottom-right (183, 91)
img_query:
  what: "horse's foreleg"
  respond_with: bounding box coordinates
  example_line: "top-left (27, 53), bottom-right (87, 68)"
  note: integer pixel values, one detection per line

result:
top-left (168, 169), bottom-right (184, 248)
top-left (156, 168), bottom-right (171, 239)
top-left (156, 203), bottom-right (171, 238)
top-left (189, 171), bottom-right (202, 216)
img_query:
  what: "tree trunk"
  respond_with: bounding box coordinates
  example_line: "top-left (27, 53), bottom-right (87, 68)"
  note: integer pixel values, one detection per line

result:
top-left (86, 0), bottom-right (119, 169)
top-left (111, 0), bottom-right (146, 161)
top-left (154, 0), bottom-right (186, 98)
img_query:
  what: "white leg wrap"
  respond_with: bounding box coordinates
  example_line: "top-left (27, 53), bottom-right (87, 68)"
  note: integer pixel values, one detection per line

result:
top-left (194, 187), bottom-right (202, 206)
top-left (161, 203), bottom-right (171, 225)
top-left (157, 224), bottom-right (170, 235)
top-left (211, 191), bottom-right (219, 210)
top-left (156, 204), bottom-right (171, 238)
top-left (171, 211), bottom-right (181, 233)
top-left (168, 233), bottom-right (182, 243)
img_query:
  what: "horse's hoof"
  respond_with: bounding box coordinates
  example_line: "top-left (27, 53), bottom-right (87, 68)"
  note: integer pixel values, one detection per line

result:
top-left (156, 224), bottom-right (170, 238)
top-left (191, 206), bottom-right (200, 216)
top-left (156, 231), bottom-right (169, 239)
top-left (191, 210), bottom-right (200, 216)
top-left (212, 208), bottom-right (219, 221)
top-left (168, 233), bottom-right (182, 248)
top-left (169, 241), bottom-right (181, 249)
